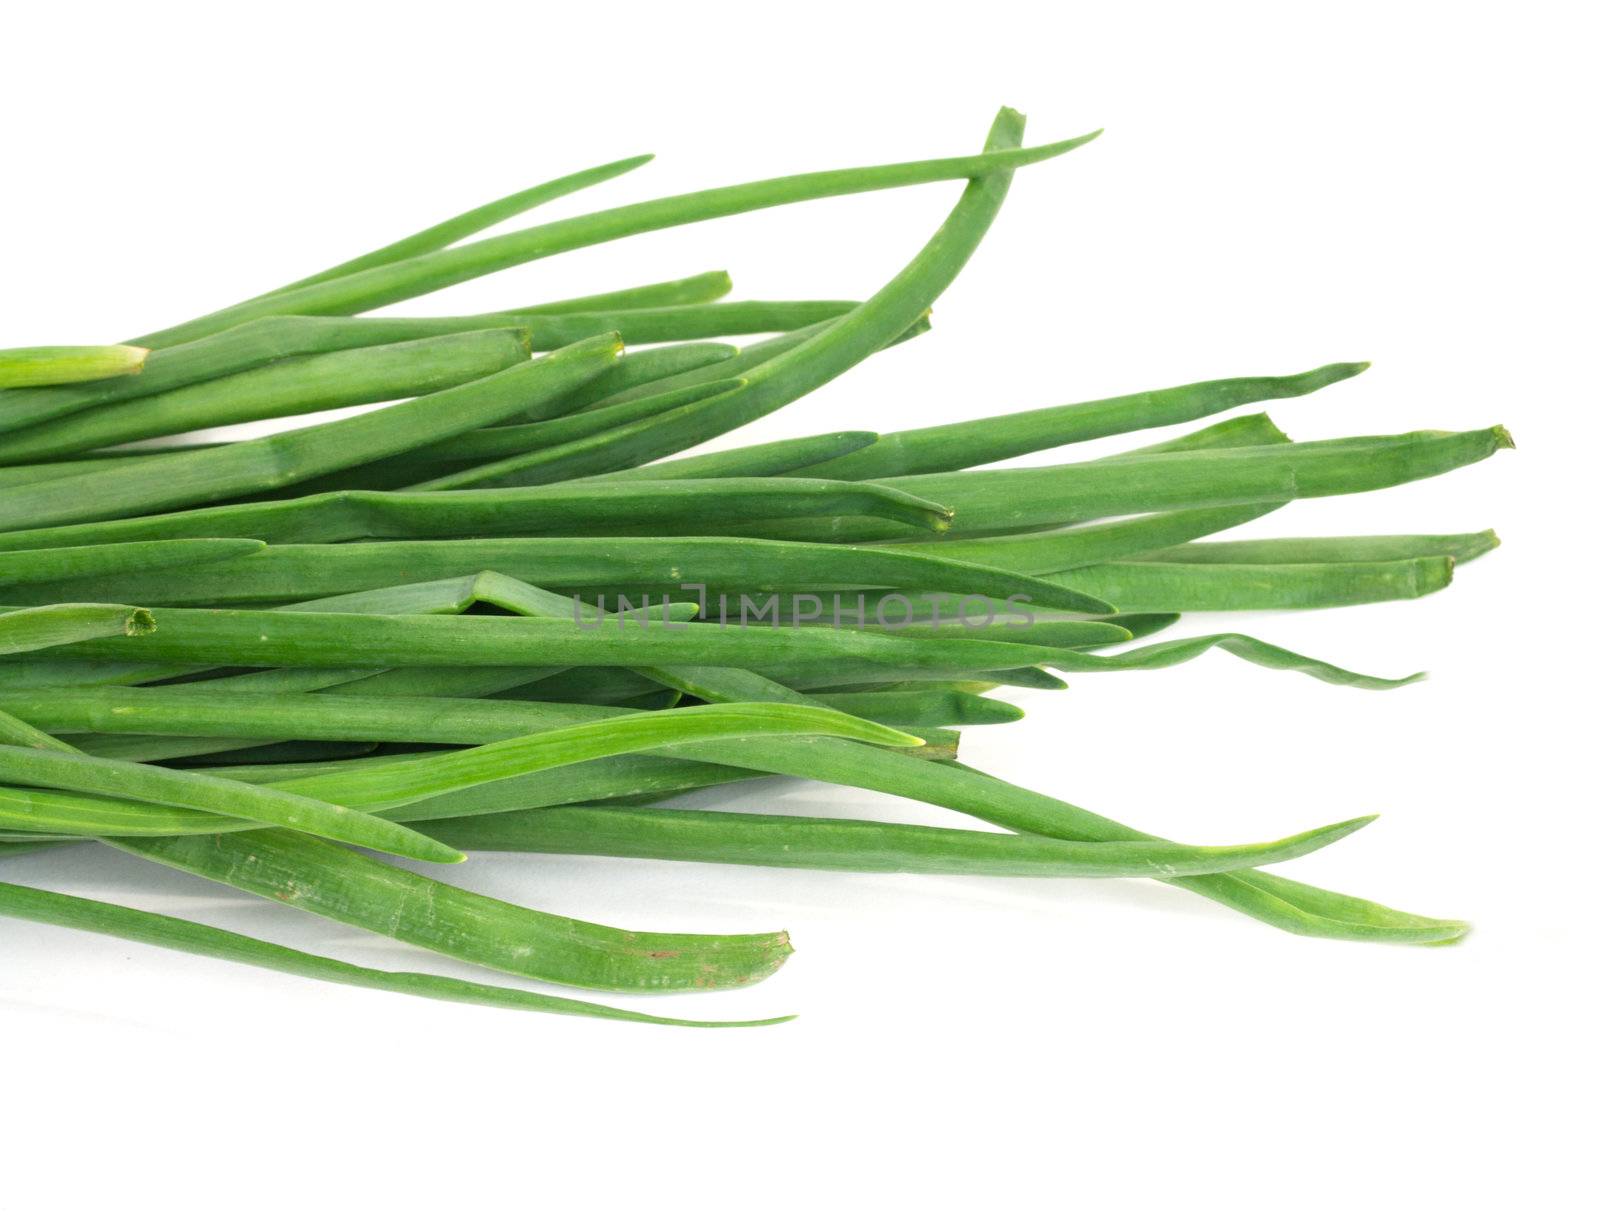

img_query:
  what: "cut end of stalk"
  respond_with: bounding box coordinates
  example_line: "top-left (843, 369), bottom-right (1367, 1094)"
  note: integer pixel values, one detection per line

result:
top-left (122, 346), bottom-right (152, 374)
top-left (1411, 555), bottom-right (1456, 598)
top-left (869, 726), bottom-right (926, 748)
top-left (1491, 425), bottom-right (1516, 451)
top-left (124, 608), bottom-right (156, 637)
top-left (1252, 412), bottom-right (1292, 444)
top-left (1462, 529), bottom-right (1501, 562)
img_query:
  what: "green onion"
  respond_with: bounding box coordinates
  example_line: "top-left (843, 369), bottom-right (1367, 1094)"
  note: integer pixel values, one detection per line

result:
top-left (1046, 557), bottom-right (1457, 612)
top-left (4, 536), bottom-right (1111, 613)
top-left (529, 340), bottom-right (735, 411)
top-left (719, 428), bottom-right (1514, 543)
top-left (882, 505), bottom-right (1285, 574)
top-left (0, 480), bottom-right (953, 550)
top-left (0, 604), bottom-right (154, 656)
top-left (577, 110), bottom-right (1055, 480)
top-left (1129, 530), bottom-right (1501, 565)
top-left (0, 742), bottom-right (467, 863)
top-left (0, 329), bottom-right (531, 462)
top-left (0, 344), bottom-right (148, 388)
top-left (423, 802), bottom-right (1377, 879)
top-left (42, 604), bottom-right (1118, 671)
top-left (0, 539), bottom-right (263, 588)
top-left (132, 118), bottom-right (1098, 348)
top-left (521, 270), bottom-right (734, 313)
top-left (111, 825), bottom-right (797, 993)
top-left (0, 111), bottom-right (1505, 1023)
top-left (809, 688), bottom-right (1025, 727)
top-left (0, 880), bottom-right (791, 1027)
top-left (0, 316), bottom-right (577, 437)
top-left (795, 363), bottom-right (1368, 480)
top-left (0, 333), bottom-right (621, 530)
top-left (254, 155), bottom-right (656, 296)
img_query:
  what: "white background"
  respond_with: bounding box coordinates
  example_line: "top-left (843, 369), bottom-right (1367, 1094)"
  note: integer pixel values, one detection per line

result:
top-left (1, 2), bottom-right (1593, 1211)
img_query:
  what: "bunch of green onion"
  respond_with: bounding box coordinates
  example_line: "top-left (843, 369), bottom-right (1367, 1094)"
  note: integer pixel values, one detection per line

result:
top-left (0, 108), bottom-right (1507, 1027)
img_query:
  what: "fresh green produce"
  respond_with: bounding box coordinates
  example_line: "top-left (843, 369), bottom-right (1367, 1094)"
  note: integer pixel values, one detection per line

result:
top-left (0, 329), bottom-right (532, 461)
top-left (0, 603), bottom-right (154, 655)
top-left (0, 108), bottom-right (1508, 1025)
top-left (0, 344), bottom-right (148, 389)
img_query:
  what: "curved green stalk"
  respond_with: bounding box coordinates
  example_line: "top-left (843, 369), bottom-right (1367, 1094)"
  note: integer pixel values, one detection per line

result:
top-left (1048, 557), bottom-right (1456, 611)
top-left (1044, 633), bottom-right (1423, 687)
top-left (423, 802), bottom-right (1376, 879)
top-left (109, 828), bottom-right (795, 993)
top-left (131, 122), bottom-right (1098, 348)
top-left (0, 743), bottom-right (465, 864)
top-left (0, 881), bottom-right (791, 1027)
top-left (257, 154), bottom-right (656, 296)
top-left (796, 362), bottom-right (1368, 479)
top-left (580, 109), bottom-right (1072, 481)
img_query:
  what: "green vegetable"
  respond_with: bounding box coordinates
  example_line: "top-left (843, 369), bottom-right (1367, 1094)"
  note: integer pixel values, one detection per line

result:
top-left (0, 110), bottom-right (1502, 1026)
top-left (0, 479), bottom-right (953, 550)
top-left (579, 110), bottom-right (1062, 480)
top-left (4, 536), bottom-right (1112, 613)
top-left (0, 880), bottom-right (792, 1027)
top-left (0, 344), bottom-right (148, 388)
top-left (111, 827), bottom-right (796, 993)
top-left (0, 334), bottom-right (620, 530)
top-left (0, 329), bottom-right (531, 462)
top-left (44, 604), bottom-right (1121, 671)
top-left (255, 155), bottom-right (656, 296)
top-left (0, 743), bottom-right (466, 863)
top-left (795, 363), bottom-right (1368, 480)
top-left (423, 802), bottom-right (1377, 879)
top-left (0, 604), bottom-right (154, 656)
top-left (132, 119), bottom-right (1098, 348)
top-left (1047, 557), bottom-right (1456, 612)
top-left (521, 270), bottom-right (734, 314)
top-left (809, 688), bottom-right (1024, 726)
top-left (719, 428), bottom-right (1515, 543)
top-left (0, 539), bottom-right (263, 588)
top-left (1129, 530), bottom-right (1500, 565)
